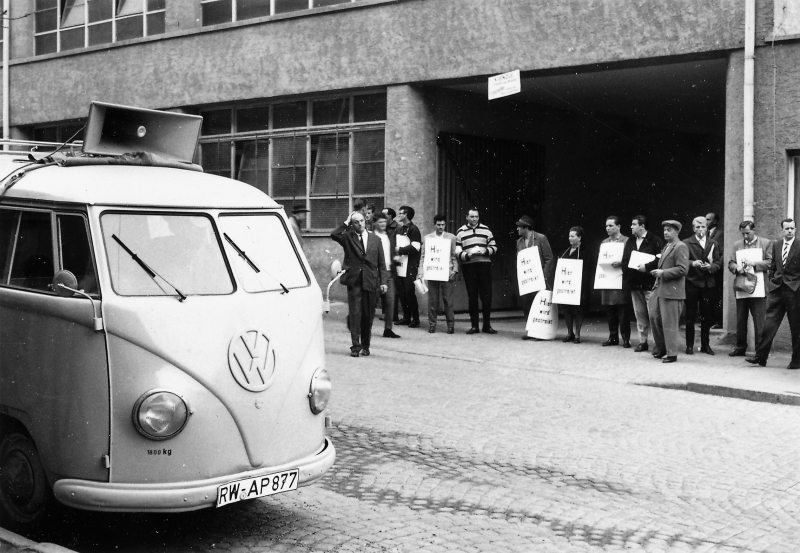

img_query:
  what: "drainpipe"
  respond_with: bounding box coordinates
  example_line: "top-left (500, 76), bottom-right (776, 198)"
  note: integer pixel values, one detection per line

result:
top-left (743, 0), bottom-right (755, 222)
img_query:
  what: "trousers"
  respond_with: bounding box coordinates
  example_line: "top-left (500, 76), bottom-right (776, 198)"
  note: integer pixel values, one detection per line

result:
top-left (605, 304), bottom-right (631, 341)
top-left (649, 295), bottom-right (683, 357)
top-left (630, 289), bottom-right (652, 345)
top-left (395, 274), bottom-right (419, 324)
top-left (427, 279), bottom-right (455, 326)
top-left (684, 282), bottom-right (714, 348)
top-left (734, 296), bottom-right (766, 350)
top-left (347, 283), bottom-right (377, 353)
top-left (755, 283), bottom-right (800, 363)
top-left (462, 263), bottom-right (493, 329)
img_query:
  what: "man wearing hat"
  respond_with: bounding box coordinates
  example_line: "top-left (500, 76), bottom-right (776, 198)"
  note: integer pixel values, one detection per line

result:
top-left (648, 220), bottom-right (690, 363)
top-left (289, 205), bottom-right (310, 249)
top-left (516, 215), bottom-right (555, 331)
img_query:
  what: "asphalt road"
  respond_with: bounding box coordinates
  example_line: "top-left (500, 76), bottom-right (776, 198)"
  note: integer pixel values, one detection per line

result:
top-left (24, 317), bottom-right (800, 552)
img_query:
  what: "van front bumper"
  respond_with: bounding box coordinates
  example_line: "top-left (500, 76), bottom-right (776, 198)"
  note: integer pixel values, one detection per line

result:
top-left (53, 437), bottom-right (335, 513)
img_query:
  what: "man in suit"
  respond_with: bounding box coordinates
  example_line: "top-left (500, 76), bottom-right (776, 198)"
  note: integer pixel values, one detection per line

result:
top-left (648, 220), bottom-right (690, 363)
top-left (372, 211), bottom-right (401, 339)
top-left (395, 205), bottom-right (422, 328)
top-left (683, 216), bottom-right (722, 355)
top-left (331, 211), bottom-right (390, 357)
top-left (516, 215), bottom-right (555, 331)
top-left (747, 218), bottom-right (800, 369)
top-left (622, 215), bottom-right (663, 352)
top-left (707, 212), bottom-right (725, 328)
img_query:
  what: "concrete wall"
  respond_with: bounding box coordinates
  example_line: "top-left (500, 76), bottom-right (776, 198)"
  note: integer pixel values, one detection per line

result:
top-left (8, 0), bottom-right (748, 126)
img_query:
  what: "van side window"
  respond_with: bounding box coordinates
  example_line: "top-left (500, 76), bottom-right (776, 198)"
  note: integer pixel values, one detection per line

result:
top-left (0, 209), bottom-right (19, 284)
top-left (8, 211), bottom-right (54, 292)
top-left (58, 214), bottom-right (98, 295)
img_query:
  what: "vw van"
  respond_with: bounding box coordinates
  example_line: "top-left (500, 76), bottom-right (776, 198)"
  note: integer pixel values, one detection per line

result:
top-left (0, 103), bottom-right (335, 530)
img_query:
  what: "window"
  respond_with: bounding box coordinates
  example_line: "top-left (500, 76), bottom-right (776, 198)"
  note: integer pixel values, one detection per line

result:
top-left (789, 153), bottom-right (800, 220)
top-left (198, 93), bottom-right (386, 232)
top-left (34, 0), bottom-right (165, 55)
top-left (33, 123), bottom-right (85, 149)
top-left (58, 214), bottom-right (98, 294)
top-left (201, 0), bottom-right (355, 26)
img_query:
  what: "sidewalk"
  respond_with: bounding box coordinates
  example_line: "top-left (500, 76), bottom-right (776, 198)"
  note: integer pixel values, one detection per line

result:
top-left (330, 303), bottom-right (800, 407)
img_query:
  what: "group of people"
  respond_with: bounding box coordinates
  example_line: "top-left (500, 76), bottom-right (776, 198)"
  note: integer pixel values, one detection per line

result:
top-left (329, 201), bottom-right (800, 370)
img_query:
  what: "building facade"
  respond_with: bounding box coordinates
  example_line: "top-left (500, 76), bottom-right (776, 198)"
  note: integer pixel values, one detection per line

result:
top-left (4, 0), bottom-right (800, 340)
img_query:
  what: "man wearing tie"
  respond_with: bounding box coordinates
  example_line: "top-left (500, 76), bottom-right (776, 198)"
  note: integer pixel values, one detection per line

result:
top-left (747, 219), bottom-right (800, 369)
top-left (331, 211), bottom-right (390, 357)
top-left (683, 216), bottom-right (722, 355)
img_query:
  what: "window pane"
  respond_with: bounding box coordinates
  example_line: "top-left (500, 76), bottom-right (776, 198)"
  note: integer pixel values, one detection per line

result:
top-left (0, 209), bottom-right (20, 285)
top-left (272, 136), bottom-right (306, 197)
top-left (273, 102), bottom-right (306, 129)
top-left (309, 198), bottom-right (348, 230)
top-left (146, 11), bottom-right (165, 34)
top-left (117, 0), bottom-right (143, 16)
top-left (60, 27), bottom-right (86, 50)
top-left (354, 93), bottom-right (387, 122)
top-left (237, 0), bottom-right (270, 20)
top-left (353, 129), bottom-right (384, 162)
top-left (35, 33), bottom-right (58, 55)
top-left (310, 134), bottom-right (348, 196)
top-left (116, 15), bottom-right (144, 40)
top-left (235, 139), bottom-right (269, 194)
top-left (58, 215), bottom-right (97, 295)
top-left (147, 0), bottom-right (165, 10)
top-left (35, 8), bottom-right (58, 32)
top-left (202, 0), bottom-right (232, 25)
top-left (313, 0), bottom-right (348, 6)
top-left (218, 214), bottom-right (309, 293)
top-left (101, 213), bottom-right (233, 296)
top-left (236, 106), bottom-right (269, 133)
top-left (353, 163), bottom-right (384, 196)
top-left (9, 211), bottom-right (54, 292)
top-left (59, 124), bottom-right (85, 143)
top-left (312, 98), bottom-right (348, 126)
top-left (88, 21), bottom-right (112, 45)
top-left (88, 0), bottom-right (112, 22)
top-left (200, 141), bottom-right (232, 177)
top-left (62, 0), bottom-right (86, 27)
top-left (36, 0), bottom-right (57, 9)
top-left (33, 127), bottom-right (58, 143)
top-left (201, 109), bottom-right (232, 135)
top-left (274, 0), bottom-right (307, 14)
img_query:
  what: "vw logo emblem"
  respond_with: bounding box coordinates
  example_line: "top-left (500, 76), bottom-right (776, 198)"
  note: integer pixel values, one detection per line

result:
top-left (228, 329), bottom-right (276, 392)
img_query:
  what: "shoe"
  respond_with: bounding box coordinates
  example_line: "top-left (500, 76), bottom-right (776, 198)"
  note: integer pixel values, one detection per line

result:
top-left (729, 348), bottom-right (747, 357)
top-left (466, 327), bottom-right (480, 335)
top-left (396, 319), bottom-right (411, 326)
top-left (602, 339), bottom-right (619, 347)
top-left (428, 326), bottom-right (436, 334)
top-left (360, 349), bottom-right (370, 356)
top-left (574, 337), bottom-right (581, 344)
top-left (745, 357), bottom-right (767, 367)
top-left (350, 351), bottom-right (360, 357)
top-left (653, 351), bottom-right (667, 359)
top-left (383, 329), bottom-right (401, 339)
top-left (562, 335), bottom-right (576, 343)
top-left (522, 335), bottom-right (535, 341)
top-left (622, 341), bottom-right (631, 349)
top-left (378, 315), bottom-right (385, 321)
top-left (447, 326), bottom-right (455, 334)
top-left (409, 321), bottom-right (421, 328)
top-left (700, 346), bottom-right (715, 356)
top-left (712, 324), bottom-right (723, 330)
top-left (482, 327), bottom-right (498, 334)
top-left (662, 356), bottom-right (678, 363)
top-left (634, 343), bottom-right (649, 353)
top-left (788, 363), bottom-right (800, 370)
top-left (685, 347), bottom-right (694, 355)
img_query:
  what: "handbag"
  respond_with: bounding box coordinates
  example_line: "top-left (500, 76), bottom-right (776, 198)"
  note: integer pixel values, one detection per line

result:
top-left (733, 271), bottom-right (757, 294)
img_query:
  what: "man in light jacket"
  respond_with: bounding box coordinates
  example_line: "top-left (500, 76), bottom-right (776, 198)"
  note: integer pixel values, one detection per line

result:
top-left (649, 220), bottom-right (690, 363)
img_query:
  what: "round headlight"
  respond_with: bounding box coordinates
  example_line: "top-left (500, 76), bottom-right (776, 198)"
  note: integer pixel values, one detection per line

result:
top-left (132, 390), bottom-right (189, 440)
top-left (308, 368), bottom-right (331, 415)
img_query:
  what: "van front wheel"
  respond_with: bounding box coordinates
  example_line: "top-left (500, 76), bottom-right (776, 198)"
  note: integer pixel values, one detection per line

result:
top-left (0, 433), bottom-right (52, 531)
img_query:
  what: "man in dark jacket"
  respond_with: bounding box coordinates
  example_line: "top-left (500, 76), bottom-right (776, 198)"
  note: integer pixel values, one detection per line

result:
top-left (395, 205), bottom-right (422, 327)
top-left (621, 215), bottom-right (663, 352)
top-left (683, 216), bottom-right (722, 355)
top-left (331, 211), bottom-right (390, 357)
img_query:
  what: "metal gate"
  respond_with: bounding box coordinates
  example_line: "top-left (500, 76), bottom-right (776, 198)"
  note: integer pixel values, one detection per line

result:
top-left (437, 132), bottom-right (545, 310)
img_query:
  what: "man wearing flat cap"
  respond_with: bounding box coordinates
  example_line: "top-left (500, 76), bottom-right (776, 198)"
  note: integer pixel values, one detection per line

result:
top-left (289, 205), bottom-right (310, 250)
top-left (648, 220), bottom-right (690, 363)
top-left (516, 215), bottom-right (555, 333)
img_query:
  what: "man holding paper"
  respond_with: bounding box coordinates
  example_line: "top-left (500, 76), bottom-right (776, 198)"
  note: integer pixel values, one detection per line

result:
top-left (600, 216), bottom-right (631, 348)
top-left (516, 215), bottom-right (554, 326)
top-left (727, 221), bottom-right (771, 356)
top-left (420, 214), bottom-right (458, 334)
top-left (395, 206), bottom-right (422, 328)
top-left (622, 215), bottom-right (662, 353)
top-left (683, 216), bottom-right (722, 355)
top-left (456, 208), bottom-right (498, 334)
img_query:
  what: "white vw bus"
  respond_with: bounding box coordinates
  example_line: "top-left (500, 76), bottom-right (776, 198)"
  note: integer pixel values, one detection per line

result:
top-left (0, 103), bottom-right (334, 530)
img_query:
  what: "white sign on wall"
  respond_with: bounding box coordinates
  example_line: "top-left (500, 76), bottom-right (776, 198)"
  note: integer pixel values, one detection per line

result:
top-left (488, 69), bottom-right (521, 100)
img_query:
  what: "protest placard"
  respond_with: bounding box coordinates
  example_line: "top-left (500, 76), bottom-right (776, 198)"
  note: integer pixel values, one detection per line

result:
top-left (552, 258), bottom-right (583, 306)
top-left (526, 290), bottom-right (559, 340)
top-left (594, 242), bottom-right (624, 290)
top-left (628, 250), bottom-right (656, 269)
top-left (422, 237), bottom-right (450, 282)
top-left (517, 246), bottom-right (546, 296)
top-left (396, 234), bottom-right (410, 277)
top-left (735, 249), bottom-right (766, 299)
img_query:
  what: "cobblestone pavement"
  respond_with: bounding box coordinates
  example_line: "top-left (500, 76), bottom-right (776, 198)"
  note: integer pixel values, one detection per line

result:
top-left (27, 312), bottom-right (800, 552)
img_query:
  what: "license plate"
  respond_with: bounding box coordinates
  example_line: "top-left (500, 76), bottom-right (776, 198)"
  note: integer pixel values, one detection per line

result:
top-left (216, 468), bottom-right (299, 507)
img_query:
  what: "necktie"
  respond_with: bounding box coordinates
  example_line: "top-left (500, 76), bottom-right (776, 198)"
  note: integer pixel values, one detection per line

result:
top-left (783, 241), bottom-right (790, 265)
top-left (359, 233), bottom-right (365, 250)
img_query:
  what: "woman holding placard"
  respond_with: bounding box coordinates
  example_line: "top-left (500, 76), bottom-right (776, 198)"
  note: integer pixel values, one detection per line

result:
top-left (558, 227), bottom-right (592, 343)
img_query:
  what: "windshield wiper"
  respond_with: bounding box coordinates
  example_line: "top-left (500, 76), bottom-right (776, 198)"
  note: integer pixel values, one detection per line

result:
top-left (223, 233), bottom-right (289, 294)
top-left (111, 234), bottom-right (187, 302)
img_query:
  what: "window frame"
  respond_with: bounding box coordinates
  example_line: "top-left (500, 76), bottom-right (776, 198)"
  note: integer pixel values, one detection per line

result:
top-left (200, 0), bottom-right (359, 26)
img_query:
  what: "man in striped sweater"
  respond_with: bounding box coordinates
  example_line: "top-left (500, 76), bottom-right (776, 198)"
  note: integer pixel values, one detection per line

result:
top-left (456, 208), bottom-right (498, 334)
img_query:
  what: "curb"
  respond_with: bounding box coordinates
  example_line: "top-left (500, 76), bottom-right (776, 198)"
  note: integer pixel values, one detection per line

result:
top-left (637, 382), bottom-right (800, 406)
top-left (0, 528), bottom-right (76, 553)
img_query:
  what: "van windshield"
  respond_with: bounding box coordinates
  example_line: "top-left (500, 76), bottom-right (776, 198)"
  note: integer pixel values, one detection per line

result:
top-left (218, 213), bottom-right (309, 293)
top-left (101, 213), bottom-right (234, 297)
